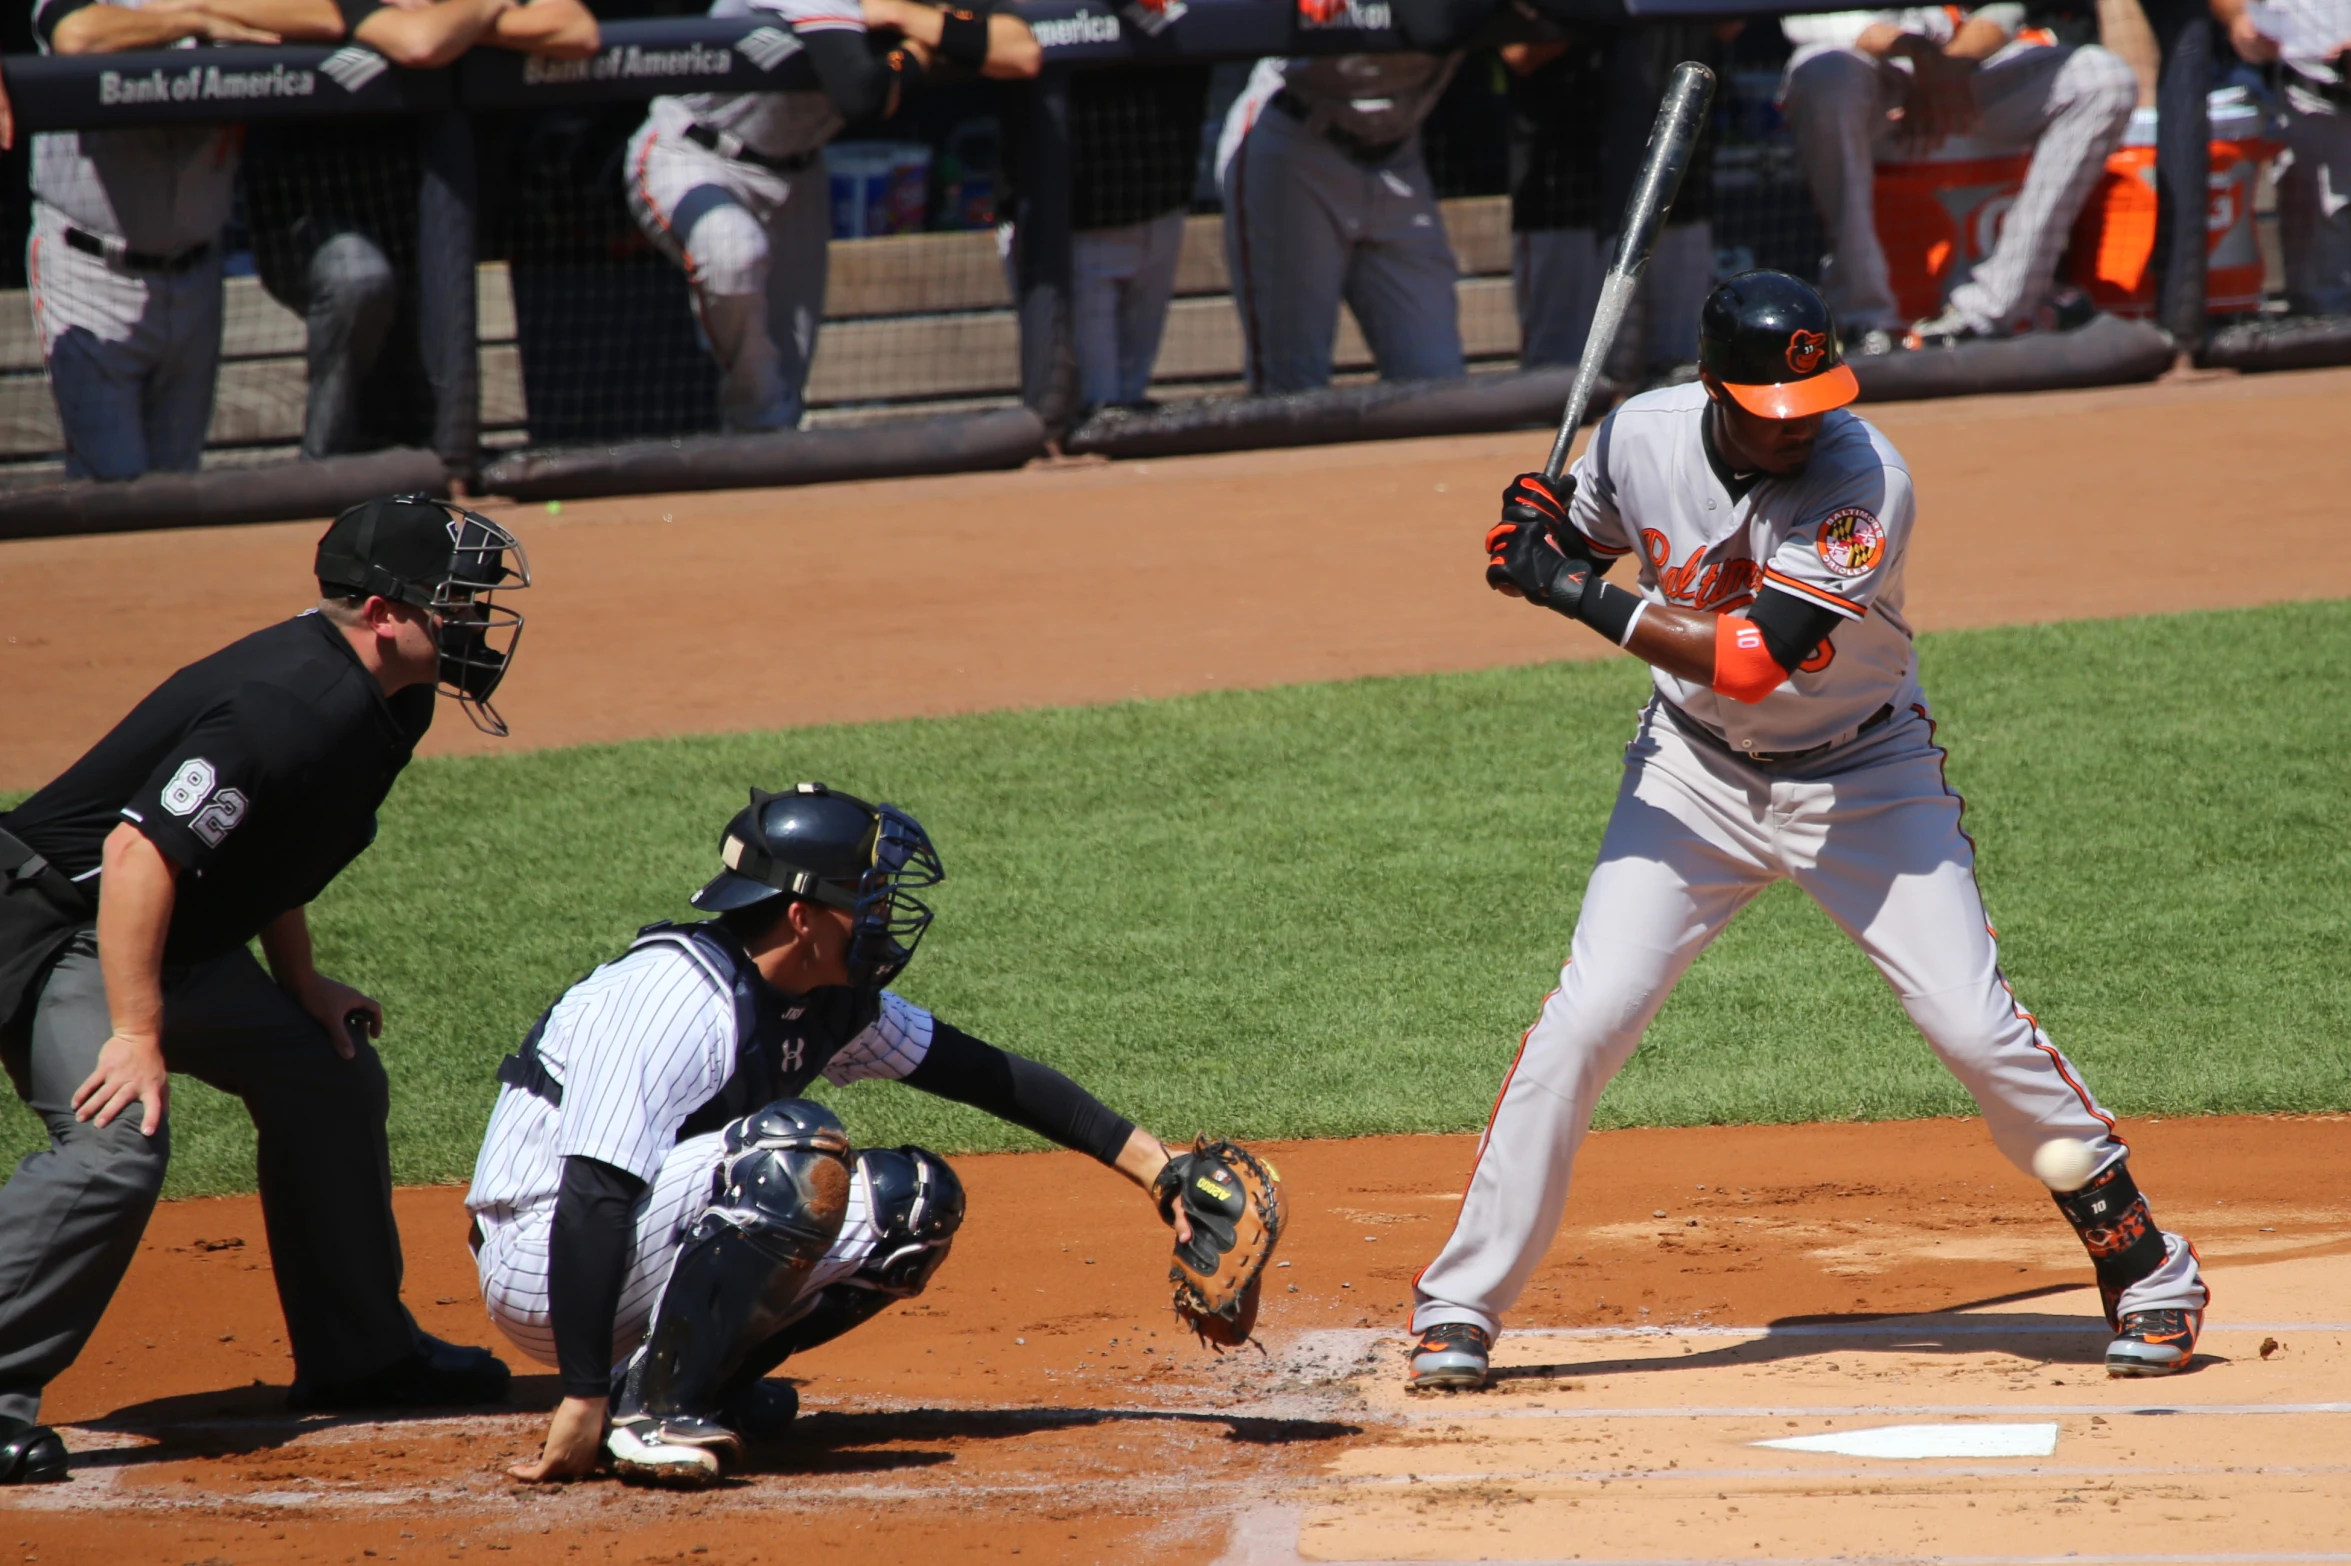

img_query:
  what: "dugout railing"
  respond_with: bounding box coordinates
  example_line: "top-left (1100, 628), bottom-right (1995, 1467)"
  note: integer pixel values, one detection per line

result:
top-left (0, 0), bottom-right (2254, 532)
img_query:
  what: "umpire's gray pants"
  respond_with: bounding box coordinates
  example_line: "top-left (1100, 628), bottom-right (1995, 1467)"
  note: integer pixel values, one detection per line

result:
top-left (1780, 41), bottom-right (2136, 334)
top-left (1220, 107), bottom-right (1464, 395)
top-left (2279, 80), bottom-right (2351, 317)
top-left (0, 934), bottom-right (416, 1423)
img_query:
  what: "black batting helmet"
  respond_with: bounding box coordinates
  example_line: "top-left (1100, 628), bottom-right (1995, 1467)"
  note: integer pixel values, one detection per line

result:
top-left (1698, 271), bottom-right (1860, 420)
top-left (692, 783), bottom-right (945, 988)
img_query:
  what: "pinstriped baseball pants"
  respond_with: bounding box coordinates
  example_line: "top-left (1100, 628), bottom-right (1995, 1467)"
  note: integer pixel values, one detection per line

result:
top-left (1412, 702), bottom-right (2206, 1339)
top-left (1781, 41), bottom-right (2138, 335)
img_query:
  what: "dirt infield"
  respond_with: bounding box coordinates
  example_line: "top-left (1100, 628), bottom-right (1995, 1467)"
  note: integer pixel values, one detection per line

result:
top-left (3, 368), bottom-right (2350, 1562)
top-left (5, 365), bottom-right (2351, 789)
top-left (13, 1116), bottom-right (2349, 1564)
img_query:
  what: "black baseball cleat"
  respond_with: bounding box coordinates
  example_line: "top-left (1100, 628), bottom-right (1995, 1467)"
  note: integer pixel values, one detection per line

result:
top-left (606, 1414), bottom-right (738, 1488)
top-left (287, 1335), bottom-right (512, 1412)
top-left (2107, 1309), bottom-right (2200, 1377)
top-left (721, 1379), bottom-right (799, 1444)
top-left (1406, 1322), bottom-right (1493, 1392)
top-left (0, 1420), bottom-right (67, 1485)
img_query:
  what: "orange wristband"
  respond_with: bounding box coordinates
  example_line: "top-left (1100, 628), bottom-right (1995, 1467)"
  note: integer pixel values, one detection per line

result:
top-left (1712, 615), bottom-right (1788, 705)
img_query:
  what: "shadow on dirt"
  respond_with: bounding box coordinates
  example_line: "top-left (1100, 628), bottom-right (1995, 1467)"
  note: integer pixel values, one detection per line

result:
top-left (1484, 1287), bottom-right (2227, 1385)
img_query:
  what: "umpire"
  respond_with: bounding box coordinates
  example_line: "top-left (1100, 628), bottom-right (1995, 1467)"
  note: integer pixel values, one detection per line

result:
top-left (0, 495), bottom-right (531, 1484)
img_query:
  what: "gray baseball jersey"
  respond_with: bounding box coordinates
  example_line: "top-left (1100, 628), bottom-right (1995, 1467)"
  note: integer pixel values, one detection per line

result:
top-left (1567, 380), bottom-right (1920, 754)
top-left (662, 0), bottom-right (865, 164)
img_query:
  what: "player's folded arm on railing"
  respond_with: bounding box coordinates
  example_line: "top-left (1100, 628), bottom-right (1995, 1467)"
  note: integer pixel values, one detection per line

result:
top-left (347, 0), bottom-right (515, 71)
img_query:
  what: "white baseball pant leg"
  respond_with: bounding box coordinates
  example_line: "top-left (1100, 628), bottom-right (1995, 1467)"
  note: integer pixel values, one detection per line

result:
top-left (1944, 42), bottom-right (2136, 331)
top-left (2277, 81), bottom-right (2351, 316)
top-left (28, 201), bottom-right (223, 481)
top-left (1413, 705), bottom-right (2205, 1339)
top-left (476, 1130), bottom-right (885, 1376)
top-left (1071, 209), bottom-right (1187, 407)
top-left (627, 124), bottom-right (831, 432)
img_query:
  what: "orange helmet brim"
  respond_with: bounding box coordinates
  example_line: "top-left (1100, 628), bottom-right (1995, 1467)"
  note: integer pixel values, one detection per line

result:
top-left (1722, 362), bottom-right (1860, 419)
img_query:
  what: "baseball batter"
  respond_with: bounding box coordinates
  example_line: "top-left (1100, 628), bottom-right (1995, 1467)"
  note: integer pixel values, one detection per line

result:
top-left (1216, 48), bottom-right (1466, 394)
top-left (625, 0), bottom-right (1038, 432)
top-left (1409, 270), bottom-right (2207, 1392)
top-left (472, 784), bottom-right (1195, 1487)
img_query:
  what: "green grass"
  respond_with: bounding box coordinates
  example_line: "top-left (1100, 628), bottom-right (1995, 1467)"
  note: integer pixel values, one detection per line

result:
top-left (6, 602), bottom-right (2346, 1198)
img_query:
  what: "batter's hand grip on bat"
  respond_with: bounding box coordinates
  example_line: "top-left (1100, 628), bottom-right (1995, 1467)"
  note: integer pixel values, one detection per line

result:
top-left (1543, 60), bottom-right (1718, 481)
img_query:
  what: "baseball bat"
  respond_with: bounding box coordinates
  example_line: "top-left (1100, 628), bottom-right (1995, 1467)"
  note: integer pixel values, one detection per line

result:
top-left (1542, 60), bottom-right (1719, 482)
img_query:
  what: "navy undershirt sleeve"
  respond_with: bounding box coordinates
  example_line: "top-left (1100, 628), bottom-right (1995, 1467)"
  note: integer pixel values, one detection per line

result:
top-left (802, 29), bottom-right (897, 122)
top-left (1746, 585), bottom-right (1847, 674)
top-left (903, 1022), bottom-right (1135, 1167)
top-left (549, 1154), bottom-right (649, 1399)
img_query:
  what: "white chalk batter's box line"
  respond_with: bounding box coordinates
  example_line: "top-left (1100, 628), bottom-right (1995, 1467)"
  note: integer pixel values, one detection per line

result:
top-left (1344, 1461), bottom-right (2351, 1484)
top-left (1295, 1322), bottom-right (2351, 1346)
top-left (1297, 1555), bottom-right (2351, 1566)
top-left (1399, 1401), bottom-right (2351, 1421)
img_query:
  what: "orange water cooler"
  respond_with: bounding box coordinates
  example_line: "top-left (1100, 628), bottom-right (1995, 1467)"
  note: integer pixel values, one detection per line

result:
top-left (1872, 141), bottom-right (2031, 323)
top-left (2068, 98), bottom-right (2280, 317)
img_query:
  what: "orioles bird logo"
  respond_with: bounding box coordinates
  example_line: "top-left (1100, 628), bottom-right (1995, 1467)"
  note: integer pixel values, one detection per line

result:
top-left (1786, 329), bottom-right (1828, 375)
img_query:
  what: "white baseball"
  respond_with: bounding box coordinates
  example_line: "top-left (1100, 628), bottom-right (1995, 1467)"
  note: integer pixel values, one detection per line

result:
top-left (2032, 1137), bottom-right (2099, 1193)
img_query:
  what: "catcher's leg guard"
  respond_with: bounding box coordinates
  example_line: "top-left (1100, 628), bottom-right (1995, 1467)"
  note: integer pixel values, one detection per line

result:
top-left (713, 1146), bottom-right (966, 1434)
top-left (608, 1100), bottom-right (852, 1487)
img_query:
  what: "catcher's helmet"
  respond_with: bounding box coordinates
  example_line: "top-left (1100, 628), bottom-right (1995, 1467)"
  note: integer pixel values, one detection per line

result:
top-left (1698, 270), bottom-right (1860, 420)
top-left (315, 494), bottom-right (531, 736)
top-left (691, 783), bottom-right (945, 988)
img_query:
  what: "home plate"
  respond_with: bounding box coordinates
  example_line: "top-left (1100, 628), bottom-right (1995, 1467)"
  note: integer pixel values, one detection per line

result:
top-left (1753, 1422), bottom-right (2058, 1459)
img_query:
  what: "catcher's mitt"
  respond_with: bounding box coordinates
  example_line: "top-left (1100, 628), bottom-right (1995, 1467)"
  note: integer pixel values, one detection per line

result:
top-left (1155, 1138), bottom-right (1284, 1348)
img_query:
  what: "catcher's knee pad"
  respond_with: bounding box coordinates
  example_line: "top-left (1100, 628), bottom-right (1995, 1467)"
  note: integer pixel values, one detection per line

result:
top-left (852, 1145), bottom-right (965, 1298)
top-left (623, 1099), bottom-right (853, 1428)
top-left (2052, 1157), bottom-right (2168, 1324)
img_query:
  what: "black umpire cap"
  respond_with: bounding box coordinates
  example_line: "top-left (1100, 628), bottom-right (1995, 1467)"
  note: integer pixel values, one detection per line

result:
top-left (1698, 270), bottom-right (1861, 420)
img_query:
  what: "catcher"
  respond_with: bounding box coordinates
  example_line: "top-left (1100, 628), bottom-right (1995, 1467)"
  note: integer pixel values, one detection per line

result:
top-left (467, 783), bottom-right (1279, 1487)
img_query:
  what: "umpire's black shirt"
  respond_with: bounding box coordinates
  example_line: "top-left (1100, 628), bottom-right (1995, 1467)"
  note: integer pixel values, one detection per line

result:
top-left (2, 612), bottom-right (432, 965)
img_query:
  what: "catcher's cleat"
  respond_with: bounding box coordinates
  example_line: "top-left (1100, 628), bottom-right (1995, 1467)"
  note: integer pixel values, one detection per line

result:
top-left (1406, 1322), bottom-right (1492, 1392)
top-left (721, 1379), bottom-right (800, 1443)
top-left (2107, 1309), bottom-right (2200, 1377)
top-left (288, 1335), bottom-right (512, 1412)
top-left (0, 1420), bottom-right (67, 1485)
top-left (606, 1415), bottom-right (734, 1488)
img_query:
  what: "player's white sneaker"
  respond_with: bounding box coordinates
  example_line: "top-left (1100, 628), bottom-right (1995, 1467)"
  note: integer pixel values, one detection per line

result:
top-left (1407, 1323), bottom-right (1492, 1392)
top-left (2106, 1309), bottom-right (2201, 1377)
top-left (606, 1415), bottom-right (730, 1488)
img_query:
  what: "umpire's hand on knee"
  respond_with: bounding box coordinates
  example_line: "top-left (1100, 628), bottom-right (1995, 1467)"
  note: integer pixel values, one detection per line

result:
top-left (74, 1032), bottom-right (168, 1135)
top-left (291, 974), bottom-right (383, 1061)
top-left (510, 1395), bottom-right (607, 1482)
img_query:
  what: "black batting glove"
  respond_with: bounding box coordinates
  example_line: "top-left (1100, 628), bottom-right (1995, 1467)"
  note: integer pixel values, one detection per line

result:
top-left (1484, 473), bottom-right (1588, 615)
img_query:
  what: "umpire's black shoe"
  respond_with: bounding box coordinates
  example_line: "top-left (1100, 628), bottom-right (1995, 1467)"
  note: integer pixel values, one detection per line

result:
top-left (0, 1419), bottom-right (68, 1484)
top-left (287, 1335), bottom-right (512, 1412)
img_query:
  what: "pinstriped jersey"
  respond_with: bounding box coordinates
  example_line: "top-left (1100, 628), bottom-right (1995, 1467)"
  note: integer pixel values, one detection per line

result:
top-left (1566, 380), bottom-right (1921, 755)
top-left (465, 941), bottom-right (932, 1216)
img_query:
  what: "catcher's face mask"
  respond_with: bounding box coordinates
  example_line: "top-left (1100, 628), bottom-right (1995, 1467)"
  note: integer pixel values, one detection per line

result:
top-left (842, 805), bottom-right (944, 989)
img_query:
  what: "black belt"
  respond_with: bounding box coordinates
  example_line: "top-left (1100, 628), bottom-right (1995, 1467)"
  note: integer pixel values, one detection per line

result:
top-left (0, 826), bottom-right (92, 916)
top-left (64, 227), bottom-right (212, 274)
top-left (1269, 88), bottom-right (1411, 167)
top-left (1657, 699), bottom-right (1896, 769)
top-left (684, 123), bottom-right (818, 174)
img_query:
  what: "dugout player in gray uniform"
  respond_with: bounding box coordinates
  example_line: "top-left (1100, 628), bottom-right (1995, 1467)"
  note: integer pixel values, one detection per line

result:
top-left (28, 0), bottom-right (339, 481)
top-left (473, 785), bottom-right (1195, 1488)
top-left (626, 0), bottom-right (1040, 433)
top-left (2215, 0), bottom-right (2351, 315)
top-left (1215, 47), bottom-right (1466, 395)
top-left (0, 496), bottom-right (531, 1484)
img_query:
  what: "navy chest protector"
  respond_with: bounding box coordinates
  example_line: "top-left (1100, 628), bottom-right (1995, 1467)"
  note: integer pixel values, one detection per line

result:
top-left (495, 920), bottom-right (880, 1142)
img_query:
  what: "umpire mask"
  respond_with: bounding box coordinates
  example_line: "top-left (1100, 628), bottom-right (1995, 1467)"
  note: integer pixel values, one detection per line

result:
top-left (315, 495), bottom-right (532, 736)
top-left (690, 784), bottom-right (946, 989)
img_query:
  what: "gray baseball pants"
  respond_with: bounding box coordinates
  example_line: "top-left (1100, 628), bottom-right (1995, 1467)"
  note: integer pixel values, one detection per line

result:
top-left (626, 122), bottom-right (831, 433)
top-left (1514, 221), bottom-right (1715, 376)
top-left (2279, 80), bottom-right (2351, 316)
top-left (1220, 106), bottom-right (1464, 395)
top-left (1072, 211), bottom-right (1187, 408)
top-left (0, 934), bottom-right (418, 1423)
top-left (1780, 41), bottom-right (2136, 334)
top-left (1412, 703), bottom-right (2207, 1340)
top-left (26, 201), bottom-right (222, 483)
